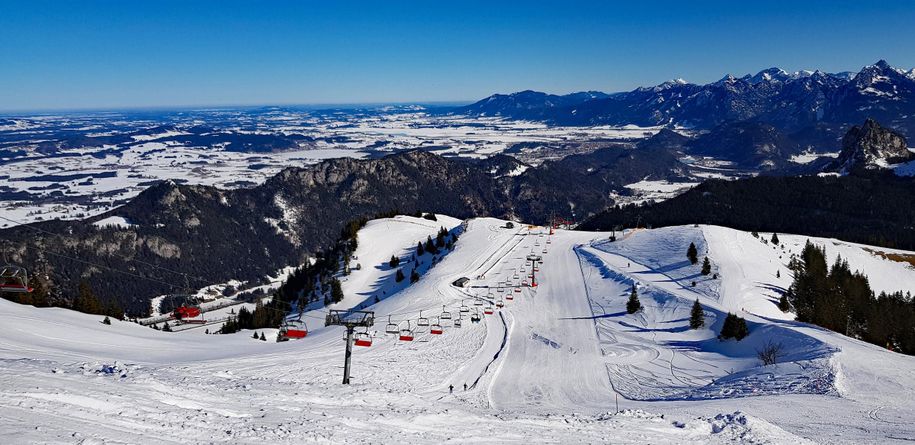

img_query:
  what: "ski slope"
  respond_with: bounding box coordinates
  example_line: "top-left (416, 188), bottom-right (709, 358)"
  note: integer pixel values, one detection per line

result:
top-left (2, 219), bottom-right (915, 443)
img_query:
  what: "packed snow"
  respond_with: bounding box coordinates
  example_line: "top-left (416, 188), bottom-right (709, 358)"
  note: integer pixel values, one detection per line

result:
top-left (2, 218), bottom-right (915, 443)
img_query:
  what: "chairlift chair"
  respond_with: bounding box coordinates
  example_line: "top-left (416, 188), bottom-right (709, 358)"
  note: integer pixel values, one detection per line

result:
top-left (496, 299), bottom-right (504, 308)
top-left (0, 265), bottom-right (32, 293)
top-left (440, 305), bottom-right (452, 320)
top-left (484, 305), bottom-right (494, 315)
top-left (354, 327), bottom-right (373, 347)
top-left (385, 315), bottom-right (399, 334)
top-left (454, 315), bottom-right (462, 328)
top-left (430, 318), bottom-right (443, 335)
top-left (399, 321), bottom-right (415, 341)
top-left (417, 310), bottom-right (430, 327)
top-left (470, 310), bottom-right (481, 323)
top-left (459, 300), bottom-right (470, 313)
top-left (474, 299), bottom-right (484, 306)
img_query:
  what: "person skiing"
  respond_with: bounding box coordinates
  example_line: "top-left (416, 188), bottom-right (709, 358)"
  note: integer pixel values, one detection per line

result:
top-left (449, 384), bottom-right (454, 394)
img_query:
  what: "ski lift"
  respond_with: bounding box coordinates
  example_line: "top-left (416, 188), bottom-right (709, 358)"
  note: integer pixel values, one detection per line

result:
top-left (546, 238), bottom-right (552, 244)
top-left (399, 321), bottom-right (415, 341)
top-left (514, 287), bottom-right (521, 293)
top-left (174, 305), bottom-right (206, 324)
top-left (542, 249), bottom-right (547, 254)
top-left (470, 310), bottom-right (481, 323)
top-left (278, 318), bottom-right (308, 341)
top-left (496, 299), bottom-right (504, 308)
top-left (0, 265), bottom-right (32, 293)
top-left (430, 318), bottom-right (443, 335)
top-left (354, 327), bottom-right (373, 347)
top-left (460, 300), bottom-right (470, 313)
top-left (454, 315), bottom-right (463, 328)
top-left (417, 310), bottom-right (430, 327)
top-left (440, 305), bottom-right (452, 320)
top-left (474, 299), bottom-right (483, 306)
top-left (484, 305), bottom-right (494, 315)
top-left (506, 293), bottom-right (513, 301)
top-left (385, 315), bottom-right (399, 334)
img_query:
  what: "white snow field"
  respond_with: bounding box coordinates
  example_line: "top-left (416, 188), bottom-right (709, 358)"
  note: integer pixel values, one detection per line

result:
top-left (2, 219), bottom-right (915, 443)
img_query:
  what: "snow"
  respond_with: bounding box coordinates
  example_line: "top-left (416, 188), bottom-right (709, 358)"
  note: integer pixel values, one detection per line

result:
top-left (2, 218), bottom-right (915, 443)
top-left (91, 215), bottom-right (134, 229)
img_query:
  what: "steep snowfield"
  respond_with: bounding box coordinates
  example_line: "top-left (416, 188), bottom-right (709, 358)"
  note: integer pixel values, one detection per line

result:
top-left (2, 219), bottom-right (915, 443)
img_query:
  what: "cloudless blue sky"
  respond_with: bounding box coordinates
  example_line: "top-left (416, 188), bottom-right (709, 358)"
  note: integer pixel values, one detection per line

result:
top-left (2, 0), bottom-right (914, 111)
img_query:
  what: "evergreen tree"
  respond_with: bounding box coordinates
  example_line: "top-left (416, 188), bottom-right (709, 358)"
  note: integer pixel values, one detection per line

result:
top-left (330, 279), bottom-right (344, 303)
top-left (389, 255), bottom-right (400, 268)
top-left (102, 316), bottom-right (111, 325)
top-left (689, 299), bottom-right (704, 329)
top-left (417, 242), bottom-right (425, 256)
top-left (776, 269), bottom-right (780, 279)
top-left (778, 294), bottom-right (791, 312)
top-left (260, 332), bottom-right (267, 341)
top-left (410, 269), bottom-right (420, 283)
top-left (701, 257), bottom-right (712, 275)
top-left (734, 316), bottom-right (749, 340)
top-left (27, 275), bottom-right (49, 308)
top-left (626, 285), bottom-right (642, 314)
top-left (395, 269), bottom-right (405, 282)
top-left (687, 242), bottom-right (699, 264)
top-left (771, 233), bottom-right (780, 245)
top-left (162, 322), bottom-right (172, 332)
top-left (253, 331), bottom-right (259, 339)
top-left (73, 280), bottom-right (103, 315)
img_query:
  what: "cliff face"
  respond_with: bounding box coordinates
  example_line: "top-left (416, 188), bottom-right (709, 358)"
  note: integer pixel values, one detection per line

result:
top-left (830, 118), bottom-right (914, 173)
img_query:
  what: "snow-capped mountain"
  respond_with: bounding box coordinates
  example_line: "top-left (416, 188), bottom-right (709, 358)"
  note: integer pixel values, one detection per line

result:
top-left (458, 60), bottom-right (915, 135)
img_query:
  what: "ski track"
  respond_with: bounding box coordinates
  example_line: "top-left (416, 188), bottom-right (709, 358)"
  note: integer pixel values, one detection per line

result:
top-left (3, 220), bottom-right (915, 443)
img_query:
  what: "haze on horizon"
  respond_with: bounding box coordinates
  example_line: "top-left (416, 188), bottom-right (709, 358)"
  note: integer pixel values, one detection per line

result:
top-left (2, 0), bottom-right (914, 112)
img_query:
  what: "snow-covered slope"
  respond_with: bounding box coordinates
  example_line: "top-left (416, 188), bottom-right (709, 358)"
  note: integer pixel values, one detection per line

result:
top-left (2, 219), bottom-right (915, 443)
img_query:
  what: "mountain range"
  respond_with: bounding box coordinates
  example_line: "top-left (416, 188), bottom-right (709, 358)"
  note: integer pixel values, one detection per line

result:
top-left (456, 60), bottom-right (915, 137)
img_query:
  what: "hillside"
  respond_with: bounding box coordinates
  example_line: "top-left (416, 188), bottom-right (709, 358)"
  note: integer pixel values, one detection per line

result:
top-left (581, 172), bottom-right (915, 250)
top-left (0, 148), bottom-right (686, 311)
top-left (2, 217), bottom-right (915, 443)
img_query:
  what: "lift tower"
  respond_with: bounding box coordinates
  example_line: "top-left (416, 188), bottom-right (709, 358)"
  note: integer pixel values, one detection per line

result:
top-left (325, 310), bottom-right (375, 384)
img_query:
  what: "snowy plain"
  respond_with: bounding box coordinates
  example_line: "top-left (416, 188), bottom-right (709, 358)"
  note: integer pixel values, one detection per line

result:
top-left (2, 217), bottom-right (915, 443)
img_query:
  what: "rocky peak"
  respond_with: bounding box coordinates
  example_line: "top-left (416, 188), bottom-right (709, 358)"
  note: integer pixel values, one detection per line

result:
top-left (829, 118), bottom-right (914, 173)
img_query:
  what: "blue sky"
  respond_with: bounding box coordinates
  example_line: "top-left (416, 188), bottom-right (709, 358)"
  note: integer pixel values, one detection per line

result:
top-left (1, 0), bottom-right (914, 111)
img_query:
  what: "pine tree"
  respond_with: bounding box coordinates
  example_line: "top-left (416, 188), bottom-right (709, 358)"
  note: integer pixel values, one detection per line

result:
top-left (689, 299), bottom-right (704, 329)
top-left (410, 269), bottom-right (420, 283)
top-left (331, 279), bottom-right (344, 303)
top-left (701, 257), bottom-right (712, 275)
top-left (395, 269), bottom-right (405, 282)
top-left (626, 285), bottom-right (642, 314)
top-left (253, 331), bottom-right (259, 339)
top-left (74, 280), bottom-right (103, 315)
top-left (162, 322), bottom-right (172, 332)
top-left (389, 255), bottom-right (400, 268)
top-left (771, 233), bottom-right (780, 245)
top-left (734, 316), bottom-right (749, 340)
top-left (417, 242), bottom-right (425, 256)
top-left (778, 294), bottom-right (791, 312)
top-left (687, 242), bottom-right (699, 264)
top-left (776, 269), bottom-right (781, 279)
top-left (260, 332), bottom-right (267, 341)
top-left (720, 313), bottom-right (736, 339)
top-left (102, 316), bottom-right (111, 325)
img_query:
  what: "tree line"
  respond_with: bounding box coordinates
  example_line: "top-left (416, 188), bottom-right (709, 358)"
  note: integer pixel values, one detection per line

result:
top-left (785, 241), bottom-right (915, 354)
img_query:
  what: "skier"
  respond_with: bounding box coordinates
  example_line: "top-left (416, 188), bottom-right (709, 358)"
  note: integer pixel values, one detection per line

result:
top-left (463, 383), bottom-right (467, 391)
top-left (449, 384), bottom-right (454, 394)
